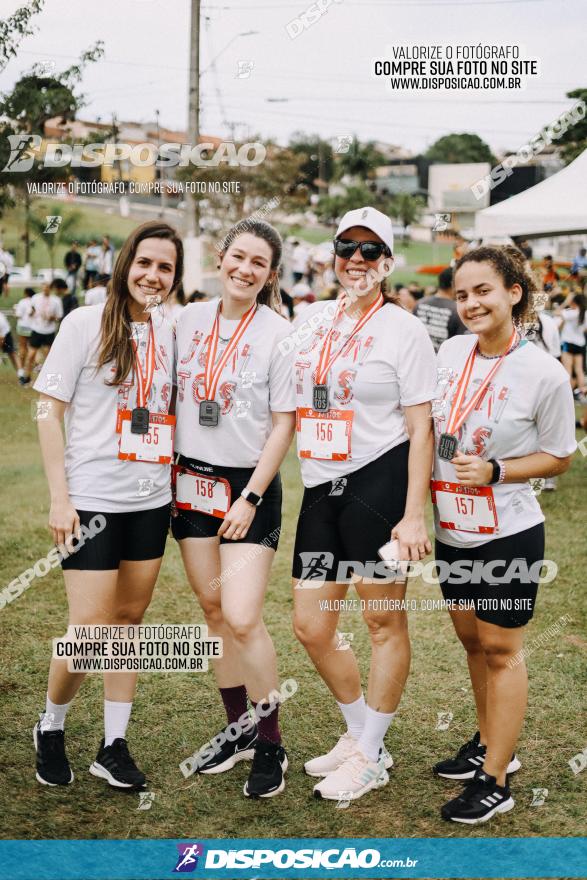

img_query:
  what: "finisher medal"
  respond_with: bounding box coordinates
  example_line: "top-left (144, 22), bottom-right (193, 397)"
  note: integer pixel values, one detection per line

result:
top-left (199, 400), bottom-right (220, 427)
top-left (130, 406), bottom-right (150, 435)
top-left (312, 384), bottom-right (329, 412)
top-left (438, 432), bottom-right (458, 461)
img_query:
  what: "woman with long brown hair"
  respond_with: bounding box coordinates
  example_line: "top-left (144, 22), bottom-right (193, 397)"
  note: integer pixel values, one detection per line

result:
top-left (172, 219), bottom-right (295, 799)
top-left (32, 221), bottom-right (182, 791)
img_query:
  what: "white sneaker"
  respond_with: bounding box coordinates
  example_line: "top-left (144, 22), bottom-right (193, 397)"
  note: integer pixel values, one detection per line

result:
top-left (313, 747), bottom-right (389, 801)
top-left (304, 733), bottom-right (357, 777)
top-left (304, 733), bottom-right (393, 777)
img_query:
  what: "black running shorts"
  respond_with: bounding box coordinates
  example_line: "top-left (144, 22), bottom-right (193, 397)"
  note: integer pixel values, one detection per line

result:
top-left (435, 522), bottom-right (545, 628)
top-left (60, 504), bottom-right (171, 571)
top-left (292, 441), bottom-right (410, 583)
top-left (171, 455), bottom-right (282, 550)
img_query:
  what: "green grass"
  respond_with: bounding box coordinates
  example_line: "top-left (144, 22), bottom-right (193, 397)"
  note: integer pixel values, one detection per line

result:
top-left (0, 350), bottom-right (586, 844)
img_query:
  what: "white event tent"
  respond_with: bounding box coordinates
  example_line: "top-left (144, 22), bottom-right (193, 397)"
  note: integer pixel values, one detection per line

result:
top-left (475, 149), bottom-right (587, 239)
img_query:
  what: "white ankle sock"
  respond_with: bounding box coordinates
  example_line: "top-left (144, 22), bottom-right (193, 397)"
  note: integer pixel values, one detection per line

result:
top-left (357, 704), bottom-right (395, 762)
top-left (336, 694), bottom-right (366, 740)
top-left (104, 700), bottom-right (133, 746)
top-left (41, 694), bottom-right (72, 732)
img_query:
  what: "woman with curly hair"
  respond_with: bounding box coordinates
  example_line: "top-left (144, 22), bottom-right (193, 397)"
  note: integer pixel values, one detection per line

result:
top-left (429, 246), bottom-right (576, 824)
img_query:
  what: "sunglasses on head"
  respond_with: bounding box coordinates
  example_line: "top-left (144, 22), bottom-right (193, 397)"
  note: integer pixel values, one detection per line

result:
top-left (333, 237), bottom-right (391, 262)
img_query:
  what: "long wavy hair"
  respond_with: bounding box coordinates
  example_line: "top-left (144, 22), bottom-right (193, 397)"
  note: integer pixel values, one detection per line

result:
top-left (218, 220), bottom-right (283, 314)
top-left (97, 221), bottom-right (184, 385)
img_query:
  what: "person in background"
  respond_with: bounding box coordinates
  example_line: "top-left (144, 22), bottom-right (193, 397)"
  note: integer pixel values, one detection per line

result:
top-left (64, 242), bottom-right (82, 293)
top-left (83, 240), bottom-right (101, 290)
top-left (292, 280), bottom-right (315, 317)
top-left (415, 268), bottom-right (467, 353)
top-left (0, 309), bottom-right (20, 376)
top-left (541, 256), bottom-right (559, 292)
top-left (98, 236), bottom-right (115, 280)
top-left (398, 286), bottom-right (417, 313)
top-left (84, 274), bottom-right (109, 306)
top-left (554, 292), bottom-right (587, 401)
top-left (187, 290), bottom-right (209, 304)
top-left (52, 277), bottom-right (78, 318)
top-left (0, 245), bottom-right (15, 297)
top-left (14, 287), bottom-right (35, 384)
top-left (24, 282), bottom-right (64, 380)
top-left (570, 247), bottom-right (587, 280)
top-left (518, 240), bottom-right (533, 261)
top-left (291, 239), bottom-right (310, 285)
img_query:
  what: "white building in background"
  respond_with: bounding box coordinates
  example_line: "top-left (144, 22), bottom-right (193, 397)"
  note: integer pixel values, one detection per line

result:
top-left (428, 162), bottom-right (491, 230)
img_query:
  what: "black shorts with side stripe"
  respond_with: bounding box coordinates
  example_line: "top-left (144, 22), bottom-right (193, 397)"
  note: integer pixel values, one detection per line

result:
top-left (171, 455), bottom-right (282, 550)
top-left (435, 522), bottom-right (545, 628)
top-left (292, 441), bottom-right (410, 583)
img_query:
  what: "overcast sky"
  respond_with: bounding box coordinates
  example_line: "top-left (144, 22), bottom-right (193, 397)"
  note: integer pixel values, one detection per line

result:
top-left (0, 0), bottom-right (584, 154)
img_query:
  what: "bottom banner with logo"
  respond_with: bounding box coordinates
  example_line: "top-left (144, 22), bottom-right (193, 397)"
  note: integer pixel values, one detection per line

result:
top-left (1, 837), bottom-right (586, 879)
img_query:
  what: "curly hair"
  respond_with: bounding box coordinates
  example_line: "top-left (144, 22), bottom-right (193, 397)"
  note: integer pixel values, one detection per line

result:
top-left (454, 244), bottom-right (539, 328)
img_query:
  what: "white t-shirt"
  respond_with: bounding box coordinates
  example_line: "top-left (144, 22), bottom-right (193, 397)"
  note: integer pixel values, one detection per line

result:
top-left (534, 312), bottom-right (561, 359)
top-left (433, 335), bottom-right (577, 548)
top-left (85, 286), bottom-right (107, 306)
top-left (291, 299), bottom-right (437, 488)
top-left (14, 297), bottom-right (34, 331)
top-left (29, 293), bottom-right (63, 334)
top-left (560, 307), bottom-right (587, 347)
top-left (33, 304), bottom-right (176, 513)
top-left (175, 301), bottom-right (296, 467)
top-left (0, 311), bottom-right (10, 338)
top-left (161, 301), bottom-right (184, 328)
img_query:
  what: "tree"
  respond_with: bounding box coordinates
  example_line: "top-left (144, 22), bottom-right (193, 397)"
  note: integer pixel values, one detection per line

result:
top-left (288, 133), bottom-right (335, 192)
top-left (335, 137), bottom-right (384, 180)
top-left (553, 88), bottom-right (587, 164)
top-left (390, 192), bottom-right (425, 237)
top-left (0, 0), bottom-right (44, 73)
top-left (0, 44), bottom-right (104, 257)
top-left (176, 139), bottom-right (309, 230)
top-left (425, 133), bottom-right (495, 165)
top-left (28, 208), bottom-right (82, 277)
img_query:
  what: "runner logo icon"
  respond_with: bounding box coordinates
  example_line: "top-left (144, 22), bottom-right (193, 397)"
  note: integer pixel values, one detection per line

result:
top-left (173, 843), bottom-right (205, 872)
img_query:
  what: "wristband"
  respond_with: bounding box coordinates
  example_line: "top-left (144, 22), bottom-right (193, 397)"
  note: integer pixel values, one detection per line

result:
top-left (489, 459), bottom-right (500, 485)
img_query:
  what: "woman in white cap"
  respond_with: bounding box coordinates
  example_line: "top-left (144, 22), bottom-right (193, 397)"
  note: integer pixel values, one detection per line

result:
top-left (291, 207), bottom-right (437, 802)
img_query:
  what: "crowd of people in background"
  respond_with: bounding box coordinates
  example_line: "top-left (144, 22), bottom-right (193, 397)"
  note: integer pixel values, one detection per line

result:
top-left (1, 234), bottom-right (586, 430)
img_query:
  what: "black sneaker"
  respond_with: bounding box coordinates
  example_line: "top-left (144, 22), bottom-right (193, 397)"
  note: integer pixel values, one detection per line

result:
top-left (441, 768), bottom-right (515, 824)
top-left (243, 740), bottom-right (288, 798)
top-left (198, 723), bottom-right (258, 775)
top-left (433, 731), bottom-right (521, 780)
top-left (33, 716), bottom-right (74, 786)
top-left (89, 738), bottom-right (146, 790)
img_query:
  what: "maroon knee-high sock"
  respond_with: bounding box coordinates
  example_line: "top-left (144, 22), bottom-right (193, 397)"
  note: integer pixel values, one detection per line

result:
top-left (252, 699), bottom-right (281, 744)
top-left (219, 685), bottom-right (248, 725)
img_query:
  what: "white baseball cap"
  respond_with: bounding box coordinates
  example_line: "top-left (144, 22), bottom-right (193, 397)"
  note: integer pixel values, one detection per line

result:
top-left (335, 206), bottom-right (394, 254)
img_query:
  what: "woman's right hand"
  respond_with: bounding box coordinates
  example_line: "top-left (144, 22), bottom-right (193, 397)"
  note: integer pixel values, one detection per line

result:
top-left (49, 498), bottom-right (80, 547)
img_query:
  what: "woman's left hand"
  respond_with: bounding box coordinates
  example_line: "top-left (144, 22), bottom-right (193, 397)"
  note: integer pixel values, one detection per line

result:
top-left (217, 496), bottom-right (257, 541)
top-left (392, 515), bottom-right (432, 562)
top-left (451, 452), bottom-right (493, 487)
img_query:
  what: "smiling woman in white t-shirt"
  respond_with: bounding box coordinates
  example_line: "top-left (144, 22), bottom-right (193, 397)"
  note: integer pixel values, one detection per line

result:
top-left (173, 220), bottom-right (295, 799)
top-left (290, 207), bottom-right (437, 804)
top-left (430, 245), bottom-right (576, 825)
top-left (32, 221), bottom-right (182, 793)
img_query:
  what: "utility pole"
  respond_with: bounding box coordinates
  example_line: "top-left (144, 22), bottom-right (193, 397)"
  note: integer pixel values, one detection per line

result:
top-left (186, 0), bottom-right (200, 236)
top-left (155, 109), bottom-right (167, 219)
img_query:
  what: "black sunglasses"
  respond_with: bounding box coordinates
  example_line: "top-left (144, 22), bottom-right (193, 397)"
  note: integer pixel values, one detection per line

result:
top-left (333, 238), bottom-right (391, 262)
